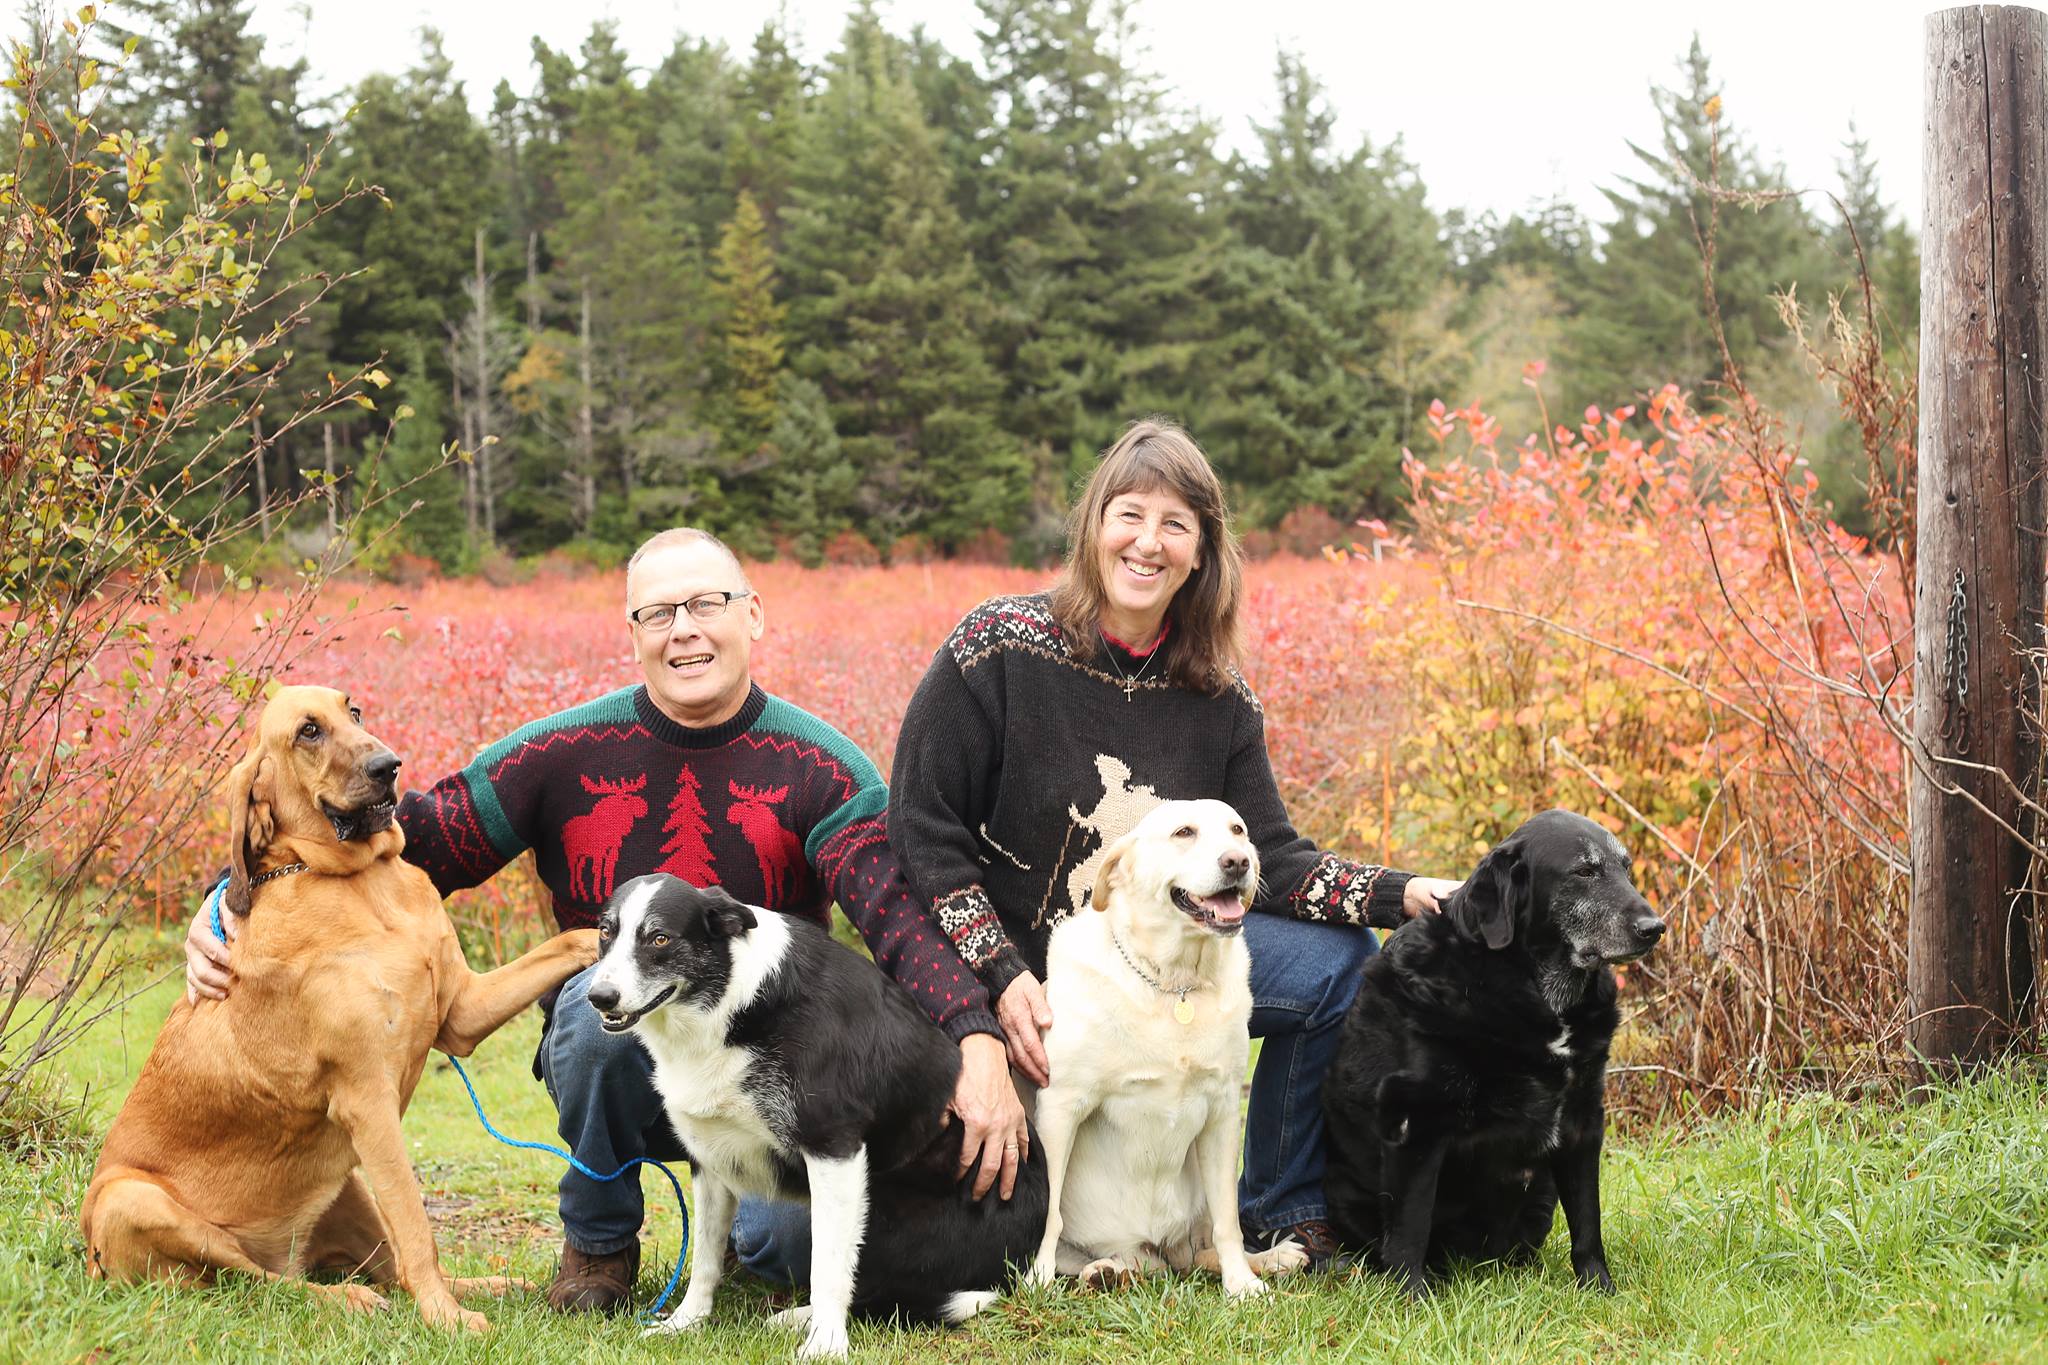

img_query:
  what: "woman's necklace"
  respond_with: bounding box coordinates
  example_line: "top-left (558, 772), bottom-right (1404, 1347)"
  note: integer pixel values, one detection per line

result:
top-left (1098, 629), bottom-right (1162, 701)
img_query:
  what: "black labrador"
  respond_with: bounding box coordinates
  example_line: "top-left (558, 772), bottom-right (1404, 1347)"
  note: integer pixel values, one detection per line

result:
top-left (1322, 809), bottom-right (1664, 1297)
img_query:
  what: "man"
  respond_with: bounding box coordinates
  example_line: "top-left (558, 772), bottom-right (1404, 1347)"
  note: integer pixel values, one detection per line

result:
top-left (186, 528), bottom-right (1030, 1314)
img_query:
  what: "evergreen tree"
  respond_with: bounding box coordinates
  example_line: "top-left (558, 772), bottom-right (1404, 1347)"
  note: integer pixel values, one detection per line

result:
top-left (104, 0), bottom-right (343, 538)
top-left (111, 0), bottom-right (293, 140)
top-left (1810, 121), bottom-right (1920, 532)
top-left (1563, 37), bottom-right (1834, 411)
top-left (1831, 122), bottom-right (1919, 330)
top-left (540, 23), bottom-right (722, 543)
top-left (644, 35), bottom-right (738, 251)
top-left (709, 190), bottom-right (788, 461)
top-left (725, 21), bottom-right (804, 230)
top-left (318, 33), bottom-right (500, 560)
top-left (761, 373), bottom-right (859, 562)
top-left (328, 34), bottom-right (498, 369)
top-left (1203, 51), bottom-right (1447, 519)
top-left (369, 336), bottom-right (466, 563)
top-left (971, 0), bottom-right (1226, 511)
top-left (784, 6), bottom-right (1023, 552)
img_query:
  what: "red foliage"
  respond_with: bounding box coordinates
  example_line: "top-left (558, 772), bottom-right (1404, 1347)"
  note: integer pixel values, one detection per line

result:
top-left (44, 558), bottom-right (1384, 950)
top-left (1362, 384), bottom-right (1913, 1114)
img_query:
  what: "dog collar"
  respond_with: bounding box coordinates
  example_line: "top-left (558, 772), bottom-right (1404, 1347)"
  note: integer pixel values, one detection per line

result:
top-left (1108, 926), bottom-right (1198, 1024)
top-left (251, 862), bottom-right (309, 888)
top-left (207, 864), bottom-right (309, 942)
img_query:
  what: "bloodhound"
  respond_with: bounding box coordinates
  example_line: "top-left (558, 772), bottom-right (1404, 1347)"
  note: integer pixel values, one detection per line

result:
top-left (80, 686), bottom-right (598, 1331)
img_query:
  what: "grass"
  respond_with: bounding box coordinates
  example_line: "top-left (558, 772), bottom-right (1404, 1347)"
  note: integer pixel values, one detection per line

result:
top-left (6, 928), bottom-right (2048, 1362)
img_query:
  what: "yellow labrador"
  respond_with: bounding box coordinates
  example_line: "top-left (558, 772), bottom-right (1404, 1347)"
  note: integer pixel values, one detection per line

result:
top-left (1028, 800), bottom-right (1306, 1296)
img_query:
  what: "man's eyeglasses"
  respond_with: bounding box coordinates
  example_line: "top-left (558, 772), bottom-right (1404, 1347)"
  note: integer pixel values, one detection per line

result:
top-left (628, 591), bottom-right (752, 632)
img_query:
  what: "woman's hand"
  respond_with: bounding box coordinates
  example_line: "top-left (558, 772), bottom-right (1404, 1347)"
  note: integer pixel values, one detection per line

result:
top-left (996, 971), bottom-right (1054, 1087)
top-left (1403, 876), bottom-right (1462, 918)
top-left (950, 1033), bottom-right (1030, 1199)
top-left (184, 892), bottom-right (235, 1002)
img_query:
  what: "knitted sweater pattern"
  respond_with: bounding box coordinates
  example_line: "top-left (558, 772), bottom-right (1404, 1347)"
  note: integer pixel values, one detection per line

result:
top-left (888, 593), bottom-right (1412, 997)
top-left (397, 682), bottom-right (996, 1039)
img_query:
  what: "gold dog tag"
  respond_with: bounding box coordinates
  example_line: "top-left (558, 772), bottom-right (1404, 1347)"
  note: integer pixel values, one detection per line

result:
top-left (1174, 997), bottom-right (1195, 1025)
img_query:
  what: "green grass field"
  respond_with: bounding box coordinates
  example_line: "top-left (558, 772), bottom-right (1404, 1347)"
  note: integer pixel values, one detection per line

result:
top-left (5, 927), bottom-right (2047, 1362)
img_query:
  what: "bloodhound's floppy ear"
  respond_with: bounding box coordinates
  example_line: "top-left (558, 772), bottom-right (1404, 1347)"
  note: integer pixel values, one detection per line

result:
top-left (222, 751), bottom-right (276, 917)
top-left (1089, 830), bottom-right (1140, 913)
top-left (1447, 836), bottom-right (1527, 951)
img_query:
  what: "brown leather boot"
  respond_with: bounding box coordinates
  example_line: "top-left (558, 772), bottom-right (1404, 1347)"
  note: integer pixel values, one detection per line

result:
top-left (546, 1240), bottom-right (640, 1314)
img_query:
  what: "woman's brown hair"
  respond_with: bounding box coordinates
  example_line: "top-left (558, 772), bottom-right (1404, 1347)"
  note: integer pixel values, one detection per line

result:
top-left (1048, 417), bottom-right (1245, 694)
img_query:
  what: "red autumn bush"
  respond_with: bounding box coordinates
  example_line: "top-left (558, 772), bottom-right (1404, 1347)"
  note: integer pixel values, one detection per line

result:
top-left (1350, 384), bottom-right (1913, 1115)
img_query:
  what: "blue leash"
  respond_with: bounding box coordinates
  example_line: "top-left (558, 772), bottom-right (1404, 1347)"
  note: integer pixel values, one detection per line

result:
top-left (201, 882), bottom-right (690, 1318)
top-left (205, 878), bottom-right (228, 945)
top-left (445, 1054), bottom-right (691, 1320)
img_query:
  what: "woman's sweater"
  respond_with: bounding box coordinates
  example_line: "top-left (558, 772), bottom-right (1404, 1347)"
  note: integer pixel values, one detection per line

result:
top-left (888, 593), bottom-right (1413, 998)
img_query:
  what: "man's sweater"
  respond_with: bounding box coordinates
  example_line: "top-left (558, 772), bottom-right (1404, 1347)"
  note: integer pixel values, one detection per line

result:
top-left (397, 681), bottom-right (998, 1040)
top-left (888, 593), bottom-right (1413, 998)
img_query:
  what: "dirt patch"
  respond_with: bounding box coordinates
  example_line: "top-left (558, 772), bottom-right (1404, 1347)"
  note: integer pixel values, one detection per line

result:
top-left (425, 1192), bottom-right (557, 1259)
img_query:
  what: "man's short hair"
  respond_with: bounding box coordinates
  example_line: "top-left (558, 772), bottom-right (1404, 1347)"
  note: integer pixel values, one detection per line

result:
top-left (625, 528), bottom-right (751, 592)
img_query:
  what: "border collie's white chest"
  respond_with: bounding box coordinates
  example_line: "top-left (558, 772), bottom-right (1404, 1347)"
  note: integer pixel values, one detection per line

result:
top-left (643, 1029), bottom-right (791, 1200)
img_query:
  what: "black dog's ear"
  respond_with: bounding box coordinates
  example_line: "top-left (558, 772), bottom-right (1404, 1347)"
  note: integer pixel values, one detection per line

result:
top-left (1375, 1072), bottom-right (1444, 1145)
top-left (1448, 839), bottom-right (1526, 950)
top-left (702, 887), bottom-right (758, 939)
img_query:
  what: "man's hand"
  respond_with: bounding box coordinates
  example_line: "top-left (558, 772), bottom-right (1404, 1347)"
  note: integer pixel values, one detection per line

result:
top-left (950, 1033), bottom-right (1029, 1200)
top-left (184, 890), bottom-right (235, 1003)
top-left (995, 971), bottom-right (1054, 1087)
top-left (1403, 876), bottom-right (1462, 918)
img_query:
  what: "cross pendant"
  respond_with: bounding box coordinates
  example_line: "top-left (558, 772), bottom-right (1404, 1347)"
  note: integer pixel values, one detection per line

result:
top-left (1123, 677), bottom-right (1137, 701)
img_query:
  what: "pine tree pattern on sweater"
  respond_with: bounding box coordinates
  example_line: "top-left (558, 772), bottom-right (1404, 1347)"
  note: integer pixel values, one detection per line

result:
top-left (890, 593), bottom-right (1415, 997)
top-left (396, 682), bottom-right (998, 1040)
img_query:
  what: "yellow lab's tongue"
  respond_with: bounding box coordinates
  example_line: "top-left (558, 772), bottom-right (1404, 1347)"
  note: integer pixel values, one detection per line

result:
top-left (1196, 891), bottom-right (1246, 922)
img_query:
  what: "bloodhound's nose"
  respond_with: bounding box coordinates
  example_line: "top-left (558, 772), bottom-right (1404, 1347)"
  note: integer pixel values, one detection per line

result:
top-left (365, 751), bottom-right (401, 788)
top-left (1219, 850), bottom-right (1250, 879)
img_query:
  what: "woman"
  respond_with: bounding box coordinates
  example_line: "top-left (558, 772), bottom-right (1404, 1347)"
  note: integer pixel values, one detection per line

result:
top-left (888, 417), bottom-right (1459, 1266)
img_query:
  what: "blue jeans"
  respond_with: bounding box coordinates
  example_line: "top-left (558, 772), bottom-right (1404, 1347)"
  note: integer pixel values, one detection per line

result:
top-left (1240, 913), bottom-right (1376, 1234)
top-left (538, 964), bottom-right (806, 1281)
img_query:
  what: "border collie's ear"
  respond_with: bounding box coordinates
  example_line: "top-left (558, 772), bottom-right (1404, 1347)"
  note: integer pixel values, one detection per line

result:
top-left (223, 752), bottom-right (275, 917)
top-left (1449, 838), bottom-right (1524, 950)
top-left (1089, 831), bottom-right (1139, 912)
top-left (703, 887), bottom-right (757, 939)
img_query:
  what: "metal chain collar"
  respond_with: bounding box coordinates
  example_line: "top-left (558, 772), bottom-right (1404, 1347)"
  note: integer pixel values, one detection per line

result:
top-left (1107, 924), bottom-right (1195, 1002)
top-left (251, 862), bottom-right (309, 888)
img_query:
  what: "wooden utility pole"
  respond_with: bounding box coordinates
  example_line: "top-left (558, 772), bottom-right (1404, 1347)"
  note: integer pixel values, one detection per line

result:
top-left (1911, 5), bottom-right (2048, 1066)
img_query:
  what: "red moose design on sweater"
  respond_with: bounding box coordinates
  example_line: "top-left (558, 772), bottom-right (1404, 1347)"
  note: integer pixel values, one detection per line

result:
top-left (727, 782), bottom-right (805, 905)
top-left (564, 774), bottom-right (647, 901)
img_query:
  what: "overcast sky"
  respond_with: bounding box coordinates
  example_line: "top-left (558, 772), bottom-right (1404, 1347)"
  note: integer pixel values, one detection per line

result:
top-left (248, 0), bottom-right (1938, 230)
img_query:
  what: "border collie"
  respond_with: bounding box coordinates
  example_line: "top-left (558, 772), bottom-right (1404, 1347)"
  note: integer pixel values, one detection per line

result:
top-left (1322, 809), bottom-right (1664, 1297)
top-left (586, 874), bottom-right (1047, 1358)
